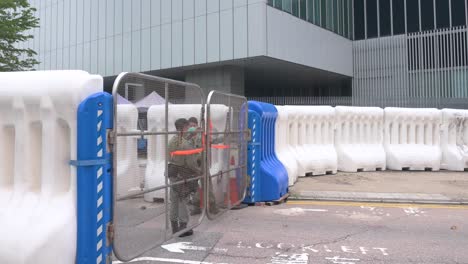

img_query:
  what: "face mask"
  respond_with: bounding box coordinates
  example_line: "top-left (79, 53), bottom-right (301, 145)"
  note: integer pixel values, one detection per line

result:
top-left (187, 127), bottom-right (197, 133)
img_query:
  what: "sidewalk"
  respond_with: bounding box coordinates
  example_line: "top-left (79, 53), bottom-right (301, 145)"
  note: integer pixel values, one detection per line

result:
top-left (289, 171), bottom-right (468, 204)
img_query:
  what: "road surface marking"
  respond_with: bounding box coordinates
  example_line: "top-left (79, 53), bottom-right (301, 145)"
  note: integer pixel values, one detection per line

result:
top-left (287, 200), bottom-right (468, 209)
top-left (274, 207), bottom-right (328, 216)
top-left (325, 256), bottom-right (360, 264)
top-left (112, 257), bottom-right (227, 264)
top-left (162, 242), bottom-right (227, 254)
top-left (269, 253), bottom-right (308, 264)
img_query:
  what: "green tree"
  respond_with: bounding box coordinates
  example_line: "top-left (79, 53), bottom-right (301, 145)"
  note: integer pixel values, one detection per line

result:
top-left (0, 0), bottom-right (39, 71)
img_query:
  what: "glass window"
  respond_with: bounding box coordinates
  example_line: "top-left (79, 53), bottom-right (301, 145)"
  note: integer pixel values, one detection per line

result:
top-left (314, 0), bottom-right (321, 25)
top-left (406, 0), bottom-right (420, 33)
top-left (354, 0), bottom-right (365, 40)
top-left (327, 0), bottom-right (333, 30)
top-left (436, 0), bottom-right (450, 29)
top-left (421, 0), bottom-right (435, 31)
top-left (379, 0), bottom-right (391, 36)
top-left (268, 0), bottom-right (273, 6)
top-left (333, 0), bottom-right (339, 33)
top-left (344, 0), bottom-right (349, 37)
top-left (274, 0), bottom-right (283, 9)
top-left (307, 0), bottom-right (314, 22)
top-left (393, 0), bottom-right (405, 34)
top-left (292, 0), bottom-right (299, 16)
top-left (367, 0), bottom-right (378, 38)
top-left (293, 0), bottom-right (301, 16)
top-left (300, 0), bottom-right (307, 19)
top-left (283, 0), bottom-right (292, 13)
top-left (321, 0), bottom-right (327, 28)
top-left (452, 0), bottom-right (467, 27)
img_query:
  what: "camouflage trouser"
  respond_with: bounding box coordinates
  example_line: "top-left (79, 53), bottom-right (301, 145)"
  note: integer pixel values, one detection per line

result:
top-left (191, 179), bottom-right (217, 212)
top-left (170, 184), bottom-right (189, 224)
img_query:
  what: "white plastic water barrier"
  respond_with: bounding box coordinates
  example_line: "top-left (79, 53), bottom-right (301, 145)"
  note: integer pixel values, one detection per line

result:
top-left (115, 104), bottom-right (140, 198)
top-left (335, 106), bottom-right (386, 172)
top-left (384, 107), bottom-right (441, 171)
top-left (144, 104), bottom-right (228, 202)
top-left (440, 109), bottom-right (468, 171)
top-left (275, 106), bottom-right (299, 185)
top-left (0, 71), bottom-right (102, 263)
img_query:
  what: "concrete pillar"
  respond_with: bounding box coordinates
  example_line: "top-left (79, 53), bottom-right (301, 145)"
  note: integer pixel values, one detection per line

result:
top-left (185, 66), bottom-right (245, 98)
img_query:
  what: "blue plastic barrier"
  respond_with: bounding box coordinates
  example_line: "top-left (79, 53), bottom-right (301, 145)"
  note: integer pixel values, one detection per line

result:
top-left (76, 92), bottom-right (113, 264)
top-left (244, 101), bottom-right (288, 203)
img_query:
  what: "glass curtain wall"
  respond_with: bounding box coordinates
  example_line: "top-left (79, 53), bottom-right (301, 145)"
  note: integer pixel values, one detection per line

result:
top-left (354, 0), bottom-right (468, 40)
top-left (269, 0), bottom-right (354, 39)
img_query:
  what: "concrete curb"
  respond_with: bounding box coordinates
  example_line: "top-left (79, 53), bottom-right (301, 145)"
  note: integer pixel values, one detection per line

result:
top-left (289, 192), bottom-right (468, 205)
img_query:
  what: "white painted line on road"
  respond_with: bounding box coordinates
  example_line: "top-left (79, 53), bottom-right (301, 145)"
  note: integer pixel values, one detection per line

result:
top-left (274, 207), bottom-right (328, 216)
top-left (269, 253), bottom-right (308, 264)
top-left (325, 256), bottom-right (360, 264)
top-left (112, 257), bottom-right (227, 264)
top-left (161, 242), bottom-right (228, 254)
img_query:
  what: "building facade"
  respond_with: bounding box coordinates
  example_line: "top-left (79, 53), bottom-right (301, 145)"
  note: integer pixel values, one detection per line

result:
top-left (21, 0), bottom-right (468, 108)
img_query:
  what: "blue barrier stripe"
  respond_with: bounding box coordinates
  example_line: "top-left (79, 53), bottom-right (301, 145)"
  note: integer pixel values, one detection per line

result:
top-left (69, 158), bottom-right (109, 167)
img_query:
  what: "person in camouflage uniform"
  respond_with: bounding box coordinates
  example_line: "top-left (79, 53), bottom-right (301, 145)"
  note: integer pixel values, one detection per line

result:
top-left (187, 117), bottom-right (219, 216)
top-left (168, 118), bottom-right (201, 237)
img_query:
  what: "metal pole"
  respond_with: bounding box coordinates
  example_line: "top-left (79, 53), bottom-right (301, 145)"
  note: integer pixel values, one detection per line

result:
top-left (418, 0), bottom-right (421, 32)
top-left (390, 0), bottom-right (394, 35)
top-left (449, 0), bottom-right (452, 28)
top-left (377, 0), bottom-right (380, 37)
top-left (404, 0), bottom-right (408, 34)
top-left (433, 0), bottom-right (437, 29)
top-left (364, 0), bottom-right (367, 39)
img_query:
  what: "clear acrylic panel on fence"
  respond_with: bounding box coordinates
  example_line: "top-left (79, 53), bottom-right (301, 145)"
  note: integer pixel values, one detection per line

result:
top-left (206, 91), bottom-right (249, 220)
top-left (111, 73), bottom-right (205, 261)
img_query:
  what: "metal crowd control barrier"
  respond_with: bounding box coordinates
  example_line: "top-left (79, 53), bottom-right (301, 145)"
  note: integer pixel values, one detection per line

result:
top-left (111, 73), bottom-right (206, 261)
top-left (206, 91), bottom-right (249, 219)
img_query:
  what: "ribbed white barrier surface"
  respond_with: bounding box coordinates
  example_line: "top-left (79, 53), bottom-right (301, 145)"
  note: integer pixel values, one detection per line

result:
top-left (284, 106), bottom-right (309, 177)
top-left (275, 106), bottom-right (299, 185)
top-left (115, 104), bottom-right (140, 198)
top-left (144, 104), bottom-right (227, 202)
top-left (302, 106), bottom-right (337, 175)
top-left (440, 109), bottom-right (468, 171)
top-left (384, 107), bottom-right (441, 171)
top-left (335, 106), bottom-right (386, 172)
top-left (0, 71), bottom-right (102, 263)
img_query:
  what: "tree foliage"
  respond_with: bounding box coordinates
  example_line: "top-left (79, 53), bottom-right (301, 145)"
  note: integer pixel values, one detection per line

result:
top-left (0, 0), bottom-right (39, 71)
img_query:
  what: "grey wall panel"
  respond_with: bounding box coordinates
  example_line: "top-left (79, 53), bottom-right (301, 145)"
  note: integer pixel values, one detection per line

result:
top-left (151, 0), bottom-right (161, 26)
top-left (106, 0), bottom-right (115, 36)
top-left (123, 0), bottom-right (132, 33)
top-left (183, 18), bottom-right (195, 66)
top-left (114, 34), bottom-right (123, 73)
top-left (50, 50), bottom-right (56, 69)
top-left (98, 39), bottom-right (106, 74)
top-left (123, 32), bottom-right (132, 71)
top-left (105, 37), bottom-right (114, 76)
top-left (221, 0), bottom-right (234, 10)
top-left (70, 46), bottom-right (76, 70)
top-left (57, 48), bottom-right (62, 69)
top-left (183, 0), bottom-right (195, 19)
top-left (151, 26), bottom-right (161, 70)
top-left (77, 0), bottom-right (83, 44)
top-left (76, 43), bottom-right (84, 69)
top-left (162, 0), bottom-right (171, 24)
top-left (89, 0), bottom-right (98, 41)
top-left (114, 0), bottom-right (123, 35)
top-left (208, 0), bottom-right (220, 13)
top-left (132, 31), bottom-right (141, 71)
top-left (195, 0), bottom-right (207, 16)
top-left (172, 21), bottom-right (183, 67)
top-left (57, 0), bottom-right (63, 49)
top-left (98, 0), bottom-right (106, 39)
top-left (220, 9), bottom-right (234, 61)
top-left (132, 0), bottom-right (141, 31)
top-left (248, 2), bottom-right (267, 57)
top-left (90, 41), bottom-right (98, 73)
top-left (195, 15), bottom-right (207, 64)
top-left (173, 0), bottom-right (183, 21)
top-left (63, 47), bottom-right (70, 69)
top-left (141, 28), bottom-right (151, 71)
top-left (51, 2), bottom-right (57, 51)
top-left (161, 24), bottom-right (172, 68)
top-left (84, 42), bottom-right (91, 71)
top-left (46, 4), bottom-right (51, 51)
top-left (207, 12), bottom-right (220, 62)
top-left (142, 0), bottom-right (151, 29)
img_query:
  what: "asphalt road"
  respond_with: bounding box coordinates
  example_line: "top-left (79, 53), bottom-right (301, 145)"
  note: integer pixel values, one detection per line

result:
top-left (113, 201), bottom-right (468, 264)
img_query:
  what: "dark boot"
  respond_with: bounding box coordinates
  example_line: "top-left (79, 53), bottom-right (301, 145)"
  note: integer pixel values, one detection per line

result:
top-left (178, 222), bottom-right (193, 237)
top-left (171, 221), bottom-right (180, 234)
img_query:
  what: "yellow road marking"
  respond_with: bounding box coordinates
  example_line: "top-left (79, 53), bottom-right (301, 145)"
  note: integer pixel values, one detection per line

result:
top-left (287, 200), bottom-right (468, 209)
